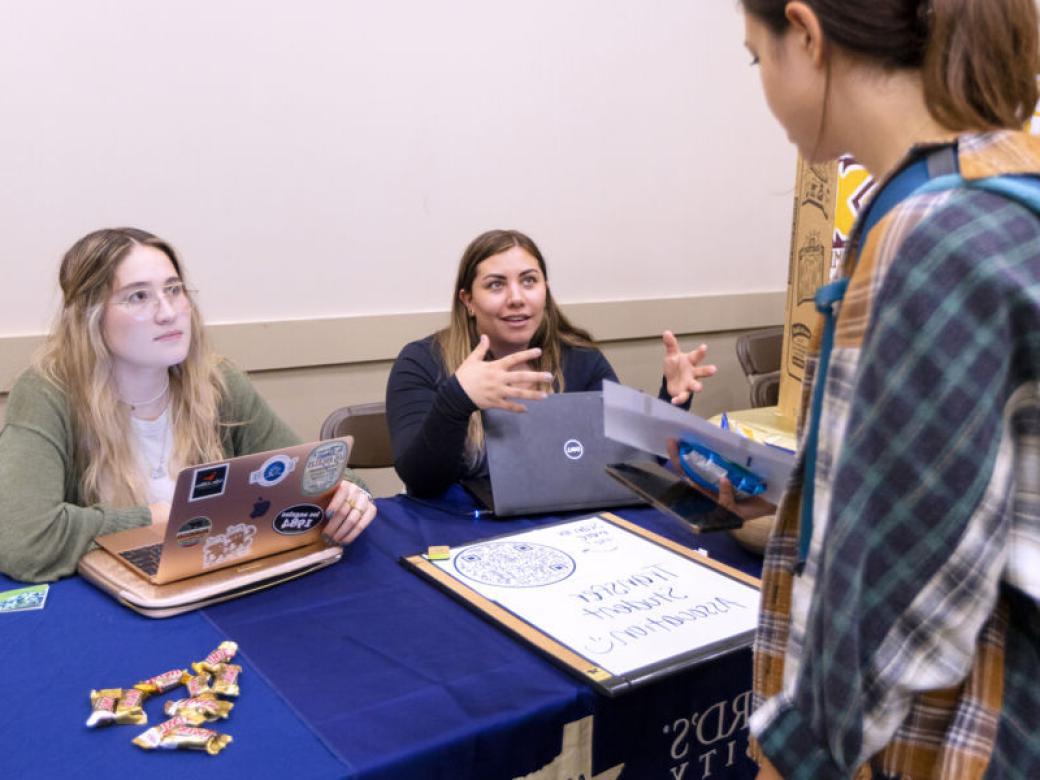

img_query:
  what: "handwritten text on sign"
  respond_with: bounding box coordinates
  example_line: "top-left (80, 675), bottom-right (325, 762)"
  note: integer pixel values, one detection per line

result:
top-left (431, 515), bottom-right (759, 676)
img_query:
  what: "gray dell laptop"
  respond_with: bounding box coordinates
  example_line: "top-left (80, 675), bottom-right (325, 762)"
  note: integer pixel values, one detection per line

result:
top-left (467, 391), bottom-right (652, 516)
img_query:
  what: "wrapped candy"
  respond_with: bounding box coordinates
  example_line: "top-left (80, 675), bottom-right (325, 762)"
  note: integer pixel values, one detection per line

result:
top-left (134, 718), bottom-right (231, 755)
top-left (192, 641), bottom-right (238, 675)
top-left (134, 668), bottom-right (186, 696)
top-left (180, 670), bottom-right (213, 698)
top-left (210, 663), bottom-right (241, 697)
top-left (86, 688), bottom-right (121, 728)
top-left (163, 695), bottom-right (234, 725)
top-left (114, 687), bottom-right (148, 725)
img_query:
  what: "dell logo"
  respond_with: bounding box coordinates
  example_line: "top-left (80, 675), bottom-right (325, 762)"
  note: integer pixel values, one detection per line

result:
top-left (564, 439), bottom-right (584, 460)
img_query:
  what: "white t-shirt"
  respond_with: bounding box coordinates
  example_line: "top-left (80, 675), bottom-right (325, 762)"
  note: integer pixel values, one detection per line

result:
top-left (130, 408), bottom-right (175, 505)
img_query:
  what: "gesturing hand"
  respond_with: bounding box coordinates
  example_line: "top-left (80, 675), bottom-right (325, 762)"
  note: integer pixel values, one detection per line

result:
top-left (662, 330), bottom-right (718, 405)
top-left (455, 335), bottom-right (554, 413)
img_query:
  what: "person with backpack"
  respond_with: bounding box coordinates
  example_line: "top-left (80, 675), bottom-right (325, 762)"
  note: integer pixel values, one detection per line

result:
top-left (720, 2), bottom-right (1040, 777)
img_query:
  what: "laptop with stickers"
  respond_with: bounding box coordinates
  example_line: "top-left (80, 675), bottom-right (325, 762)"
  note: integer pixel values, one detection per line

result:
top-left (78, 437), bottom-right (352, 617)
top-left (464, 392), bottom-right (652, 516)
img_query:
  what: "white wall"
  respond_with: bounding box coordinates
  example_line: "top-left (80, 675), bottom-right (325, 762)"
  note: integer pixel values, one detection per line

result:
top-left (0, 1), bottom-right (794, 335)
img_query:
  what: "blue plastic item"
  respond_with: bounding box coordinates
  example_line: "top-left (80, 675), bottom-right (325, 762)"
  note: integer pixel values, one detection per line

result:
top-left (677, 438), bottom-right (767, 499)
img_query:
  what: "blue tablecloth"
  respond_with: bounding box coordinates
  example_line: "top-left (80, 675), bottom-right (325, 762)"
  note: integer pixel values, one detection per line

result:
top-left (0, 574), bottom-right (346, 778)
top-left (1, 488), bottom-right (762, 779)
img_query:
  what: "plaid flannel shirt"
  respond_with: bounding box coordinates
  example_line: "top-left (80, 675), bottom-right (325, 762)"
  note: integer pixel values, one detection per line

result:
top-left (749, 131), bottom-right (1040, 779)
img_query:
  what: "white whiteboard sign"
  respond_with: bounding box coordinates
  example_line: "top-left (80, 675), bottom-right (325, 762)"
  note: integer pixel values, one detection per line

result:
top-left (423, 514), bottom-right (759, 686)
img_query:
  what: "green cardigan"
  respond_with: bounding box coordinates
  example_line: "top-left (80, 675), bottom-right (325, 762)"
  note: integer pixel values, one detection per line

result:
top-left (0, 364), bottom-right (359, 582)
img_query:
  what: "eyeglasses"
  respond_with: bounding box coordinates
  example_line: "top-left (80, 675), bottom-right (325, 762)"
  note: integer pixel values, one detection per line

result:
top-left (111, 282), bottom-right (196, 321)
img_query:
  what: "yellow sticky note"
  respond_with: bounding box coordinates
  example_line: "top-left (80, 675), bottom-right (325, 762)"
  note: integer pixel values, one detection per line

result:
top-left (427, 545), bottom-right (450, 561)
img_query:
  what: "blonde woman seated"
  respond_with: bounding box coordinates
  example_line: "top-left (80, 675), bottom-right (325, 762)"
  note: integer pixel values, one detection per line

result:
top-left (386, 228), bottom-right (716, 496)
top-left (0, 228), bottom-right (376, 582)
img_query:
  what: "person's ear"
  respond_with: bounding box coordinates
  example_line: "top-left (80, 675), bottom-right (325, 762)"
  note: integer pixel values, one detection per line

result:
top-left (785, 2), bottom-right (826, 68)
top-left (458, 288), bottom-right (474, 316)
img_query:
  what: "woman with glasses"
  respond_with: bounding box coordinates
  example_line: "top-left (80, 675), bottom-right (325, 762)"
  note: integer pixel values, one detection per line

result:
top-left (0, 227), bottom-right (376, 582)
top-left (386, 228), bottom-right (717, 497)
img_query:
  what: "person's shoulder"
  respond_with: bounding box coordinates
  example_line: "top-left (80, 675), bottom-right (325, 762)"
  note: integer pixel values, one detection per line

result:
top-left (561, 342), bottom-right (606, 366)
top-left (216, 358), bottom-right (248, 384)
top-left (394, 333), bottom-right (445, 370)
top-left (4, 368), bottom-right (69, 428)
top-left (214, 359), bottom-right (253, 396)
top-left (560, 341), bottom-right (616, 389)
top-left (7, 368), bottom-right (66, 408)
top-left (398, 333), bottom-right (439, 357)
top-left (897, 177), bottom-right (1040, 280)
top-left (211, 359), bottom-right (266, 417)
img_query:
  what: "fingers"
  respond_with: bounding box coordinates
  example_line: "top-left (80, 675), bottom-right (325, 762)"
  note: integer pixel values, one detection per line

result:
top-left (717, 478), bottom-right (777, 518)
top-left (715, 478), bottom-right (739, 512)
top-left (465, 334), bottom-right (490, 363)
top-left (666, 438), bottom-right (682, 472)
top-left (324, 482), bottom-right (376, 545)
top-left (499, 347), bottom-right (542, 368)
top-left (685, 343), bottom-right (709, 362)
top-left (507, 369), bottom-right (554, 386)
top-left (693, 363), bottom-right (718, 378)
top-left (671, 390), bottom-right (693, 406)
top-left (662, 330), bottom-right (680, 356)
top-left (500, 386), bottom-right (548, 401)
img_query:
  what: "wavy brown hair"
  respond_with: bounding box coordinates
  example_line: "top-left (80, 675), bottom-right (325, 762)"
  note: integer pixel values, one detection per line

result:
top-left (34, 228), bottom-right (227, 506)
top-left (436, 229), bottom-right (596, 461)
top-left (741, 0), bottom-right (1039, 132)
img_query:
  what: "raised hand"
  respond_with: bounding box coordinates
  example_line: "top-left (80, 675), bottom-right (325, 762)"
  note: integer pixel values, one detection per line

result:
top-left (662, 330), bottom-right (718, 405)
top-left (455, 335), bottom-right (554, 413)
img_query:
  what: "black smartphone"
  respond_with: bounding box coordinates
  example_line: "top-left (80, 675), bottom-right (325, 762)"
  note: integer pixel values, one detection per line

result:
top-left (605, 461), bottom-right (744, 533)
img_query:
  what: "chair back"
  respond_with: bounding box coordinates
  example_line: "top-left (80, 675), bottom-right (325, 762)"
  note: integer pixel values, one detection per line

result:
top-left (319, 402), bottom-right (395, 468)
top-left (735, 326), bottom-right (783, 408)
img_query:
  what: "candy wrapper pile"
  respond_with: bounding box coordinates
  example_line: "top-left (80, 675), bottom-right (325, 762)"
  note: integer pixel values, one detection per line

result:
top-left (86, 640), bottom-right (240, 756)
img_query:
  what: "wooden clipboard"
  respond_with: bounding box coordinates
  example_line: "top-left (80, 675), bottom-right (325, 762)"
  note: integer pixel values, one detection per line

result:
top-left (401, 512), bottom-right (760, 696)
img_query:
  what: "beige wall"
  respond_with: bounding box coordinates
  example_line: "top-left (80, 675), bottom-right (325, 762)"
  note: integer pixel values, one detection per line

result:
top-left (0, 3), bottom-right (795, 496)
top-left (0, 2), bottom-right (794, 338)
top-left (0, 291), bottom-right (783, 496)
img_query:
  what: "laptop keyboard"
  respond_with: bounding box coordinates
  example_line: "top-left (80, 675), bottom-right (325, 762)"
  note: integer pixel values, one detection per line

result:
top-left (119, 544), bottom-right (163, 576)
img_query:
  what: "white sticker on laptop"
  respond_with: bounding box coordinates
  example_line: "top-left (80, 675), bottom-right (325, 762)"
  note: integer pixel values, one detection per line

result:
top-left (301, 441), bottom-right (348, 496)
top-left (190, 463), bottom-right (229, 501)
top-left (249, 454), bottom-right (297, 488)
top-left (176, 517), bottom-right (211, 548)
top-left (273, 503), bottom-right (324, 535)
top-left (202, 522), bottom-right (258, 568)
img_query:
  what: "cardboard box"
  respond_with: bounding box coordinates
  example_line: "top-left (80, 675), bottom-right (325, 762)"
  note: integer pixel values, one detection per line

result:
top-left (777, 156), bottom-right (875, 423)
top-left (777, 158), bottom-right (837, 422)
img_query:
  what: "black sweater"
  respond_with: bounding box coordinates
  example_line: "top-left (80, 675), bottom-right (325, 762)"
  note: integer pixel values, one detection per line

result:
top-left (385, 335), bottom-right (680, 496)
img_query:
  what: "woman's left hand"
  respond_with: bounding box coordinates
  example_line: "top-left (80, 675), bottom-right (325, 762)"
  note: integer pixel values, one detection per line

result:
top-left (323, 480), bottom-right (377, 545)
top-left (662, 330), bottom-right (717, 405)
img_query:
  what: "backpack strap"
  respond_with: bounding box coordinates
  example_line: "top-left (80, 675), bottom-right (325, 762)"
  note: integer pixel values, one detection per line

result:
top-left (913, 173), bottom-right (1040, 216)
top-left (796, 164), bottom-right (1040, 571)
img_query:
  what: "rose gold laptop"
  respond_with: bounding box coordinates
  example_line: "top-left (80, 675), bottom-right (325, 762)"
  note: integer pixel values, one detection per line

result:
top-left (78, 437), bottom-right (353, 617)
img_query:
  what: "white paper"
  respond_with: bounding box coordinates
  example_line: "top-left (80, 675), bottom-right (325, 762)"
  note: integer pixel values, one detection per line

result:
top-left (431, 515), bottom-right (759, 677)
top-left (601, 381), bottom-right (794, 505)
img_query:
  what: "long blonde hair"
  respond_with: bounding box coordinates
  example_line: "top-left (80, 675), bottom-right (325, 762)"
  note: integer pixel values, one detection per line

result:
top-left (34, 228), bottom-right (227, 506)
top-left (435, 229), bottom-right (596, 462)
